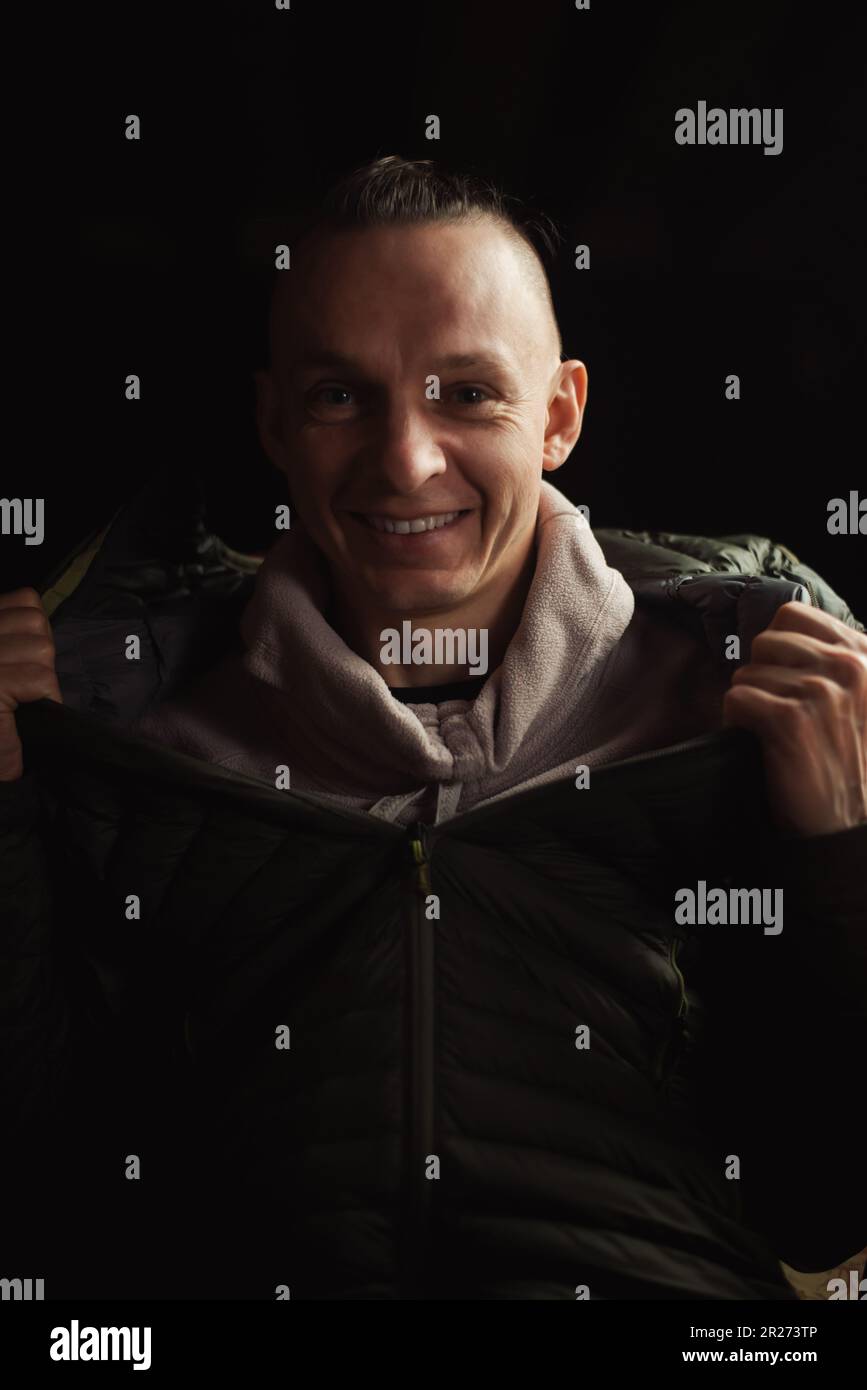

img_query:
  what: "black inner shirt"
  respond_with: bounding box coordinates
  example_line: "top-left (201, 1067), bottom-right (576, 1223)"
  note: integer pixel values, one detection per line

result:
top-left (388, 677), bottom-right (485, 704)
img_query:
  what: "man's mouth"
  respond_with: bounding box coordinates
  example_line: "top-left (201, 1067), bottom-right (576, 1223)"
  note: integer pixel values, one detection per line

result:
top-left (355, 509), bottom-right (471, 534)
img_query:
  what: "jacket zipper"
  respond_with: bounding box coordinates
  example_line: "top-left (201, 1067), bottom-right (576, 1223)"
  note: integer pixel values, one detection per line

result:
top-left (670, 936), bottom-right (689, 1021)
top-left (656, 936), bottom-right (690, 1089)
top-left (404, 821), bottom-right (434, 1295)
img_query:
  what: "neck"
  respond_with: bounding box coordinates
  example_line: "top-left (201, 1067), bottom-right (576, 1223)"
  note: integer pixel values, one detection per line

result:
top-left (331, 537), bottom-right (537, 689)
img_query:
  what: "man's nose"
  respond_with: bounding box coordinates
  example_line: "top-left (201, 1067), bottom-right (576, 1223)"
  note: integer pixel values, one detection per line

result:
top-left (369, 402), bottom-right (447, 494)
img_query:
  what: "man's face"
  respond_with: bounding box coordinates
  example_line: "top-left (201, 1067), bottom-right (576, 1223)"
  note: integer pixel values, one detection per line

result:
top-left (260, 219), bottom-right (583, 617)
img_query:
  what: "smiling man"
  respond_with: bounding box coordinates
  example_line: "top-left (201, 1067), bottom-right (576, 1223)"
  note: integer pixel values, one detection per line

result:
top-left (1, 156), bottom-right (865, 1302)
top-left (126, 157), bottom-right (867, 840)
top-left (258, 209), bottom-right (577, 689)
top-left (130, 161), bottom-right (658, 813)
top-left (121, 165), bottom-right (713, 811)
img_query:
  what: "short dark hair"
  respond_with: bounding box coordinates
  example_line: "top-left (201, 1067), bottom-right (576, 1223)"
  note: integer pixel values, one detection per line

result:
top-left (313, 154), bottom-right (562, 262)
top-left (277, 154), bottom-right (564, 355)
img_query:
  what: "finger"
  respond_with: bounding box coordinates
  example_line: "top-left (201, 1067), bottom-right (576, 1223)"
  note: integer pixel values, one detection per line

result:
top-left (0, 633), bottom-right (56, 667)
top-left (0, 662), bottom-right (63, 709)
top-left (766, 600), bottom-right (866, 648)
top-left (730, 664), bottom-right (815, 692)
top-left (0, 605), bottom-right (52, 637)
top-left (722, 684), bottom-right (799, 737)
top-left (723, 677), bottom-right (864, 758)
top-left (745, 639), bottom-right (867, 701)
top-left (0, 587), bottom-right (45, 611)
top-left (750, 629), bottom-right (867, 674)
top-left (729, 668), bottom-right (862, 722)
top-left (749, 630), bottom-right (829, 668)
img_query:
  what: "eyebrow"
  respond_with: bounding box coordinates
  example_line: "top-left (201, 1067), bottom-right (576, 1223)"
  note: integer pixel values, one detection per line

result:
top-left (292, 351), bottom-right (365, 374)
top-left (434, 353), bottom-right (513, 372)
top-left (291, 350), bottom-right (515, 376)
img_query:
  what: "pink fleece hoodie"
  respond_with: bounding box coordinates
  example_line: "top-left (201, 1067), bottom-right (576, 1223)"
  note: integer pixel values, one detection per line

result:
top-left (132, 482), bottom-right (731, 824)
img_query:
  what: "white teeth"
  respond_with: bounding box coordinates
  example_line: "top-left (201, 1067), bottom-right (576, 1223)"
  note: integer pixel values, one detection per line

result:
top-left (365, 510), bottom-right (462, 534)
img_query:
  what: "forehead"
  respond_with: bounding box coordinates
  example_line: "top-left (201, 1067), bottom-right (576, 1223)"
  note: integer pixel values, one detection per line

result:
top-left (270, 220), bottom-right (549, 371)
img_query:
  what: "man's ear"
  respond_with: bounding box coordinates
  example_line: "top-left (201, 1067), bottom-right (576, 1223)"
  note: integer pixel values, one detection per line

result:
top-left (254, 369), bottom-right (288, 475)
top-left (542, 360), bottom-right (588, 474)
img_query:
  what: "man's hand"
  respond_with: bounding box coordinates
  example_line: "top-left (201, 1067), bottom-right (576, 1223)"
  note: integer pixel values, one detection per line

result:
top-left (722, 601), bottom-right (867, 837)
top-left (0, 588), bottom-right (62, 782)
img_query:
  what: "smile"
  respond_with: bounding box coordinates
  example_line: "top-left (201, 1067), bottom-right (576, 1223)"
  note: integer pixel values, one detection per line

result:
top-left (357, 509), bottom-right (470, 534)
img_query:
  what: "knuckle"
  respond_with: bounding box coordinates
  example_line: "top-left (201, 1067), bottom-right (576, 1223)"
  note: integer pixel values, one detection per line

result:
top-left (800, 672), bottom-right (829, 693)
top-left (725, 679), bottom-right (752, 697)
top-left (19, 607), bottom-right (51, 636)
top-left (800, 674), bottom-right (840, 702)
top-left (16, 662), bottom-right (55, 686)
top-left (30, 637), bottom-right (56, 664)
top-left (829, 649), bottom-right (867, 685)
top-left (773, 699), bottom-right (803, 728)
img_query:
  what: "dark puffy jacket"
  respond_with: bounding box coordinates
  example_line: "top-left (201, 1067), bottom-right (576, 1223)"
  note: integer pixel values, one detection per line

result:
top-left (2, 478), bottom-right (865, 1300)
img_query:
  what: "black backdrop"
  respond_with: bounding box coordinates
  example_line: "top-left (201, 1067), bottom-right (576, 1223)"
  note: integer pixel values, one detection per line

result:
top-left (6, 0), bottom-right (865, 615)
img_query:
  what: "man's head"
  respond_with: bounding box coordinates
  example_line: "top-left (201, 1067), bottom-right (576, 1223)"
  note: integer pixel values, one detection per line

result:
top-left (257, 156), bottom-right (587, 622)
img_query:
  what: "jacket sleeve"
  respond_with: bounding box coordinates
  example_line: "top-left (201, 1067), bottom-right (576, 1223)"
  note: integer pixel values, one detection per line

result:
top-left (0, 772), bottom-right (122, 1285)
top-left (711, 543), bottom-right (865, 1271)
top-left (704, 817), bottom-right (867, 1273)
top-left (0, 773), bottom-right (77, 1122)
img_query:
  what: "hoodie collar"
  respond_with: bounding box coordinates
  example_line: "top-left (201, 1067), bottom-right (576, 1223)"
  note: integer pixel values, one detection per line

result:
top-left (239, 481), bottom-right (635, 797)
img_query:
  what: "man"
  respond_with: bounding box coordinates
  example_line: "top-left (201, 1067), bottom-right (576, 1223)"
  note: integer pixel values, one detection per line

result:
top-left (1, 157), bottom-right (865, 1301)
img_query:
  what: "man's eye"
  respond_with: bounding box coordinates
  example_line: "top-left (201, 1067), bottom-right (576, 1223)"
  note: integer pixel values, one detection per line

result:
top-left (452, 386), bottom-right (491, 405)
top-left (312, 386), bottom-right (355, 407)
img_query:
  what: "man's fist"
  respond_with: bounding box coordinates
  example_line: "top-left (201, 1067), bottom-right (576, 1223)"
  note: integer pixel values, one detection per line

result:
top-left (0, 588), bottom-right (62, 782)
top-left (722, 601), bottom-right (867, 837)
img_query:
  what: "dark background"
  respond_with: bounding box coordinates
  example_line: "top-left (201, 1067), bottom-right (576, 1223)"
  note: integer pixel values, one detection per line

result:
top-left (6, 0), bottom-right (865, 614)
